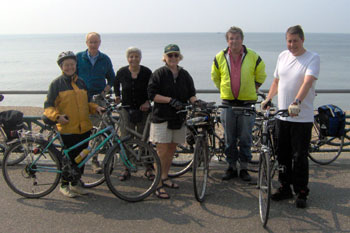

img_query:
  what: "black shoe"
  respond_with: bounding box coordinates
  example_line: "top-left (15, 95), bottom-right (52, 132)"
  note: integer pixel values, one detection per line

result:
top-left (271, 187), bottom-right (294, 201)
top-left (222, 168), bottom-right (238, 180)
top-left (295, 191), bottom-right (308, 208)
top-left (239, 169), bottom-right (251, 182)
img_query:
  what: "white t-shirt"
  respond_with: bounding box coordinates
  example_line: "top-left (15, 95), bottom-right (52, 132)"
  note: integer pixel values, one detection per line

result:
top-left (274, 50), bottom-right (320, 122)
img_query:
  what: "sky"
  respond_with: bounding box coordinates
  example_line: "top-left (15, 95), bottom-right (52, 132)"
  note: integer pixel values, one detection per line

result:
top-left (1, 0), bottom-right (349, 34)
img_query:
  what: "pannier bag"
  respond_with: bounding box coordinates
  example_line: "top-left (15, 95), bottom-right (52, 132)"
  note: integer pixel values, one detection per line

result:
top-left (0, 110), bottom-right (24, 141)
top-left (317, 104), bottom-right (345, 137)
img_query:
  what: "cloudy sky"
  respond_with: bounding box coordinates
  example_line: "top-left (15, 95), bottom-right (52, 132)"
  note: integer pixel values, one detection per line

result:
top-left (1, 0), bottom-right (349, 34)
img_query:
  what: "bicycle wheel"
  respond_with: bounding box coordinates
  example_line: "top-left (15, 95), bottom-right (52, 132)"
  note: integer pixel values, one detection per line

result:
top-left (0, 142), bottom-right (7, 163)
top-left (104, 139), bottom-right (161, 202)
top-left (308, 120), bottom-right (344, 165)
top-left (81, 132), bottom-right (112, 188)
top-left (168, 128), bottom-right (195, 178)
top-left (258, 150), bottom-right (271, 227)
top-left (168, 143), bottom-right (194, 178)
top-left (2, 138), bottom-right (61, 198)
top-left (193, 136), bottom-right (209, 202)
top-left (251, 120), bottom-right (262, 162)
top-left (0, 141), bottom-right (27, 166)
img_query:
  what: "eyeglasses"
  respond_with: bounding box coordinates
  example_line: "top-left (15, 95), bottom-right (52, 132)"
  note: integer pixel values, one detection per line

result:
top-left (167, 53), bottom-right (179, 58)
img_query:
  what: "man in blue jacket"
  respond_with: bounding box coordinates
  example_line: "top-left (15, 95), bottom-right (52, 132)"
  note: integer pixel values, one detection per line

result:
top-left (76, 32), bottom-right (115, 173)
top-left (77, 32), bottom-right (115, 98)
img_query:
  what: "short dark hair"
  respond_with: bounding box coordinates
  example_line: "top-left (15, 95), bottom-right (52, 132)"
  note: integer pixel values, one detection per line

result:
top-left (226, 26), bottom-right (244, 41)
top-left (286, 25), bottom-right (304, 40)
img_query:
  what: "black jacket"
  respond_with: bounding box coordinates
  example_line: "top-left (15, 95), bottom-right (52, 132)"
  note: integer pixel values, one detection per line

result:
top-left (148, 65), bottom-right (196, 123)
top-left (114, 65), bottom-right (152, 109)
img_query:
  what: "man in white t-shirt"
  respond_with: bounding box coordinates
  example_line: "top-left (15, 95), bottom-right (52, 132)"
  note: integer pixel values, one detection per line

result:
top-left (261, 25), bottom-right (320, 208)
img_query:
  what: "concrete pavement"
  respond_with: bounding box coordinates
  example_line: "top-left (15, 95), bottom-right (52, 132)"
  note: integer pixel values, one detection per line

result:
top-left (0, 155), bottom-right (349, 233)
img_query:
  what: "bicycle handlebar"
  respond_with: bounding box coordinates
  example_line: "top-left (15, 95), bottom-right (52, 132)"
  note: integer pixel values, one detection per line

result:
top-left (257, 109), bottom-right (289, 118)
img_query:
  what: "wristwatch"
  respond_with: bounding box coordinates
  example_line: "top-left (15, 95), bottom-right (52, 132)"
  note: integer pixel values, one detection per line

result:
top-left (294, 98), bottom-right (302, 105)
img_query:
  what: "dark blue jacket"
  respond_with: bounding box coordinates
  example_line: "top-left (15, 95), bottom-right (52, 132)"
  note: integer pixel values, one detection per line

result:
top-left (76, 50), bottom-right (115, 97)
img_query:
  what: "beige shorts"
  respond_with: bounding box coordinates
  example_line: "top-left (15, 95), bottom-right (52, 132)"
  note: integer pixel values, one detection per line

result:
top-left (149, 122), bottom-right (186, 144)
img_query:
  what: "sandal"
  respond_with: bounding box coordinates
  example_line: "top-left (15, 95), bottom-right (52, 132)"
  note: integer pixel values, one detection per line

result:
top-left (162, 178), bottom-right (179, 189)
top-left (144, 168), bottom-right (155, 181)
top-left (154, 186), bottom-right (170, 199)
top-left (119, 169), bottom-right (130, 181)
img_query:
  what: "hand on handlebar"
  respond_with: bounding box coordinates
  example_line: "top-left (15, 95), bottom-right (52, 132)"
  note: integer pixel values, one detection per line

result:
top-left (140, 101), bottom-right (150, 112)
top-left (169, 98), bottom-right (184, 110)
top-left (115, 96), bottom-right (121, 104)
top-left (96, 106), bottom-right (106, 115)
top-left (57, 115), bottom-right (69, 125)
top-left (193, 99), bottom-right (207, 109)
top-left (260, 98), bottom-right (272, 110)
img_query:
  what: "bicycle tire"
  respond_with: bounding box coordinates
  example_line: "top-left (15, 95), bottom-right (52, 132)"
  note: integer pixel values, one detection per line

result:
top-left (104, 139), bottom-right (161, 202)
top-left (168, 150), bottom-right (193, 178)
top-left (2, 138), bottom-right (61, 198)
top-left (1, 140), bottom-right (28, 166)
top-left (258, 150), bottom-right (271, 227)
top-left (0, 142), bottom-right (7, 164)
top-left (308, 120), bottom-right (344, 165)
top-left (168, 128), bottom-right (195, 178)
top-left (251, 120), bottom-right (262, 163)
top-left (172, 143), bottom-right (194, 167)
top-left (81, 132), bottom-right (113, 188)
top-left (193, 136), bottom-right (209, 202)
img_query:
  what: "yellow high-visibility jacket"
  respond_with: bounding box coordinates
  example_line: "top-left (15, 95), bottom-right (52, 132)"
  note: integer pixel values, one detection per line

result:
top-left (211, 45), bottom-right (266, 101)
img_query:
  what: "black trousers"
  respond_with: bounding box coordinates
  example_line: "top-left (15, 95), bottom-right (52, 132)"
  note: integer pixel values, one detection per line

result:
top-left (275, 119), bottom-right (313, 195)
top-left (61, 131), bottom-right (90, 185)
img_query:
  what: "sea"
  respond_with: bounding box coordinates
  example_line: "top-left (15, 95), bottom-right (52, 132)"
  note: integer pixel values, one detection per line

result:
top-left (0, 33), bottom-right (349, 109)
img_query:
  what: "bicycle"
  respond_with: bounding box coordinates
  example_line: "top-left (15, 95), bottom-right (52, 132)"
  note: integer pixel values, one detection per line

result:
top-left (168, 103), bottom-right (225, 178)
top-left (0, 95), bottom-right (28, 165)
top-left (112, 101), bottom-right (206, 178)
top-left (308, 110), bottom-right (349, 165)
top-left (170, 93), bottom-right (268, 177)
top-left (2, 102), bottom-right (161, 202)
top-left (183, 103), bottom-right (219, 202)
top-left (254, 106), bottom-right (289, 227)
top-left (186, 103), bottom-right (261, 202)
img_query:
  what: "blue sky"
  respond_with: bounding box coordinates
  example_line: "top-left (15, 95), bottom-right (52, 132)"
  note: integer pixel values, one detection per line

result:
top-left (1, 0), bottom-right (349, 34)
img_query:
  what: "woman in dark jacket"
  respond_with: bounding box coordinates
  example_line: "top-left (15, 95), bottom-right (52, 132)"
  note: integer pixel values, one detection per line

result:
top-left (114, 47), bottom-right (153, 181)
top-left (148, 44), bottom-right (199, 199)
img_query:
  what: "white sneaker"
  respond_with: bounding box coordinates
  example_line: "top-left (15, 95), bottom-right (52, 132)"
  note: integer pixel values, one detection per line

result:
top-left (59, 185), bottom-right (78, 198)
top-left (70, 183), bottom-right (89, 195)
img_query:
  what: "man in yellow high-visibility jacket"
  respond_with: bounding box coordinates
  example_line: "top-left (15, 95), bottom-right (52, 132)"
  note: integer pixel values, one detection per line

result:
top-left (211, 26), bottom-right (266, 182)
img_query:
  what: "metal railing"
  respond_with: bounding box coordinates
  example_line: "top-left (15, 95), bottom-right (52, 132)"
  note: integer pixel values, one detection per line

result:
top-left (1, 89), bottom-right (350, 95)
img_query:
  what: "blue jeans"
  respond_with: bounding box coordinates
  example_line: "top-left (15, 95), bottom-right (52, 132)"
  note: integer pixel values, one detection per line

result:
top-left (221, 107), bottom-right (255, 169)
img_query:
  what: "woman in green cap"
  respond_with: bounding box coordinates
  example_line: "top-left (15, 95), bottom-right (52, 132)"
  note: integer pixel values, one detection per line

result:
top-left (148, 44), bottom-right (200, 199)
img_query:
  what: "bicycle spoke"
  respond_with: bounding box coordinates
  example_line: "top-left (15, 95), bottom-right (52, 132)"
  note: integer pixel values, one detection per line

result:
top-left (105, 139), bottom-right (161, 202)
top-left (2, 138), bottom-right (61, 198)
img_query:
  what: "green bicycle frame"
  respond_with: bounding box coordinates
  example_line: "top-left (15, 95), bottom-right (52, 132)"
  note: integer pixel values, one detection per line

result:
top-left (28, 125), bottom-right (135, 173)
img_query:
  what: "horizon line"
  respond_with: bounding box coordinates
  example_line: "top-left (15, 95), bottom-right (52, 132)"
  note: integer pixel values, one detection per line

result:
top-left (1, 31), bottom-right (350, 36)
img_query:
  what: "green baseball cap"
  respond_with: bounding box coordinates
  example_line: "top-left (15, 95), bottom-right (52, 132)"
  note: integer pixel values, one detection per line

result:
top-left (164, 44), bottom-right (180, 54)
